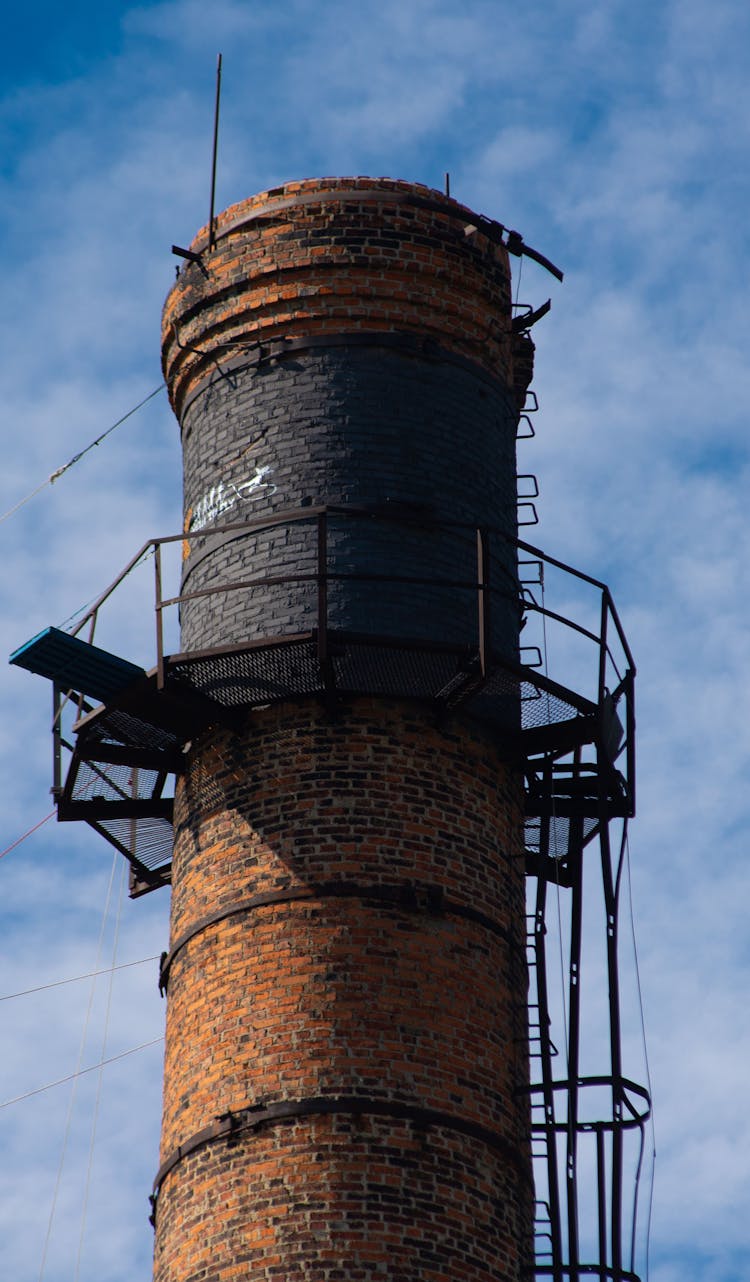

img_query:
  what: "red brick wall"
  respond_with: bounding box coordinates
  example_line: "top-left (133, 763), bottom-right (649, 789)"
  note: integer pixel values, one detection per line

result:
top-left (155, 176), bottom-right (533, 1280)
top-left (153, 700), bottom-right (532, 1282)
top-left (162, 177), bottom-right (516, 418)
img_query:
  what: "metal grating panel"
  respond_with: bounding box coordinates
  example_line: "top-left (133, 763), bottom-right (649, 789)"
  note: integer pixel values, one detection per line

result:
top-left (170, 641), bottom-right (322, 706)
top-left (68, 758), bottom-right (165, 807)
top-left (82, 707), bottom-right (181, 754)
top-left (524, 812), bottom-right (598, 859)
top-left (332, 643), bottom-right (463, 700)
top-left (94, 815), bottom-right (173, 874)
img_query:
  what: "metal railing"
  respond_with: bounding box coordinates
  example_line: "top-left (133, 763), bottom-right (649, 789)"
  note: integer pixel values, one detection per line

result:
top-left (64, 503), bottom-right (633, 715)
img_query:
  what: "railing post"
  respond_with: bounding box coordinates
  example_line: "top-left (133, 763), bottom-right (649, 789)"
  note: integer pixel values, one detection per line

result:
top-left (596, 1128), bottom-right (608, 1282)
top-left (154, 543), bottom-right (164, 690)
top-left (626, 669), bottom-right (636, 816)
top-left (52, 683), bottom-right (62, 799)
top-left (599, 591), bottom-right (609, 707)
top-left (477, 527), bottom-right (490, 677)
top-left (317, 511), bottom-right (328, 668)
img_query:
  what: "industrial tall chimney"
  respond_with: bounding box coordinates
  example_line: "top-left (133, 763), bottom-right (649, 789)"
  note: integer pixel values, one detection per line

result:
top-left (12, 176), bottom-right (647, 1282)
top-left (156, 176), bottom-right (535, 1281)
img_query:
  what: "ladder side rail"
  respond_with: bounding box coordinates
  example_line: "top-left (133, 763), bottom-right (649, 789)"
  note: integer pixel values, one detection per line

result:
top-left (532, 800), bottom-right (565, 1282)
top-left (596, 1127), bottom-right (608, 1282)
top-left (599, 801), bottom-right (626, 1280)
top-left (564, 809), bottom-right (584, 1282)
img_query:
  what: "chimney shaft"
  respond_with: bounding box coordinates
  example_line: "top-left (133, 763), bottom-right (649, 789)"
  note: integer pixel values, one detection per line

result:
top-left (153, 177), bottom-right (534, 1281)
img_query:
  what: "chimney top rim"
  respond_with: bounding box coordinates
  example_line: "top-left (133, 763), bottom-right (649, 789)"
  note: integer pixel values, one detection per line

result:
top-left (186, 176), bottom-right (486, 253)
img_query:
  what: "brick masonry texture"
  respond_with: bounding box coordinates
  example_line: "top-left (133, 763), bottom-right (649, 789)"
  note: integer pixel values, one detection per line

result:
top-left (154, 700), bottom-right (532, 1282)
top-left (154, 179), bottom-right (533, 1282)
top-left (162, 178), bottom-right (519, 418)
top-left (177, 344), bottom-right (520, 656)
top-left (153, 1118), bottom-right (530, 1282)
top-left (161, 177), bottom-right (526, 660)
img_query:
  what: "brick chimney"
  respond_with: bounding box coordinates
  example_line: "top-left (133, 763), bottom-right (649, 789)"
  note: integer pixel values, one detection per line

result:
top-left (152, 177), bottom-right (535, 1282)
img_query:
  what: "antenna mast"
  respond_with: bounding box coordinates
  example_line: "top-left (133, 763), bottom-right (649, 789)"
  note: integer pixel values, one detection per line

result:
top-left (208, 53), bottom-right (222, 251)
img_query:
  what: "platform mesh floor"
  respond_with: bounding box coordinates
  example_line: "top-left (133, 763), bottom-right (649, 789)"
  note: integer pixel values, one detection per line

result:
top-left (63, 633), bottom-right (597, 888)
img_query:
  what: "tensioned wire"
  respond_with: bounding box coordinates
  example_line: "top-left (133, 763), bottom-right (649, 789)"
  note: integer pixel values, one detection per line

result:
top-left (625, 828), bottom-right (656, 1282)
top-left (75, 856), bottom-right (127, 1281)
top-left (0, 1038), bottom-right (164, 1114)
top-left (0, 956), bottom-right (159, 1004)
top-left (0, 810), bottom-right (56, 860)
top-left (38, 849), bottom-right (120, 1282)
top-left (0, 383), bottom-right (165, 528)
top-left (0, 381), bottom-right (167, 1263)
top-left (0, 796), bottom-right (163, 1268)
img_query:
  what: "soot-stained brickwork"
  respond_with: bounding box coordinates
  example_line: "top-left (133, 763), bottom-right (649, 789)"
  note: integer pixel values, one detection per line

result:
top-left (178, 341), bottom-right (520, 654)
top-left (153, 700), bottom-right (532, 1282)
top-left (162, 177), bottom-right (528, 660)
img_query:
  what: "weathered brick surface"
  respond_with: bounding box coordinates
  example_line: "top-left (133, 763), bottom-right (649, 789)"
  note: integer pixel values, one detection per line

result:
top-left (154, 700), bottom-right (532, 1281)
top-left (177, 344), bottom-right (520, 656)
top-left (169, 700), bottom-right (524, 940)
top-left (154, 179), bottom-right (533, 1281)
top-left (153, 1117), bottom-right (530, 1282)
top-left (161, 177), bottom-right (523, 658)
top-left (162, 178), bottom-right (516, 418)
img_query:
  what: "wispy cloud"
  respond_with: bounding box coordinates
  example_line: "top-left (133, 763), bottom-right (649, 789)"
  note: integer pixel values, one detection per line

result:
top-left (1, 2), bottom-right (748, 1279)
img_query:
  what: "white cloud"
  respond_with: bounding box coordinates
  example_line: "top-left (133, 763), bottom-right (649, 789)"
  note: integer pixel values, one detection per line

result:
top-left (1, 1), bottom-right (750, 1279)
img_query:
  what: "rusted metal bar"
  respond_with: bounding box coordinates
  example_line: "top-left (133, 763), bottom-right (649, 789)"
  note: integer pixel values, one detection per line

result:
top-left (629, 1109), bottom-right (648, 1276)
top-left (599, 804), bottom-right (625, 1280)
top-left (154, 543), bottom-right (164, 690)
top-left (167, 565), bottom-right (493, 612)
top-left (151, 1093), bottom-right (535, 1213)
top-left (599, 593), bottom-right (609, 710)
top-left (476, 528), bottom-right (490, 677)
top-left (626, 671), bottom-right (636, 815)
top-left (67, 512), bottom-right (633, 657)
top-left (160, 880), bottom-right (516, 993)
top-left (527, 1077), bottom-right (650, 1137)
top-left (602, 587), bottom-right (636, 677)
top-left (565, 753), bottom-right (585, 1282)
top-left (59, 798), bottom-right (174, 821)
top-left (317, 510), bottom-right (328, 669)
top-left (52, 684), bottom-right (62, 797)
top-left (522, 598), bottom-right (603, 649)
top-left (533, 792), bottom-right (565, 1282)
top-left (597, 1127), bottom-right (608, 1281)
top-left (70, 541), bottom-right (154, 638)
top-left (184, 186), bottom-right (563, 283)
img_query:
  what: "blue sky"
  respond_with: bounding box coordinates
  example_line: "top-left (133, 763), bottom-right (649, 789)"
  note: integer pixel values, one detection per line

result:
top-left (1, 2), bottom-right (749, 1279)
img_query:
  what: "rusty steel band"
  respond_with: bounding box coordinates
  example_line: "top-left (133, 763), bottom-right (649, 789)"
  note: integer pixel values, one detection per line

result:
top-left (188, 184), bottom-right (563, 281)
top-left (175, 328), bottom-right (511, 421)
top-left (158, 880), bottom-right (519, 994)
top-left (150, 1092), bottom-right (535, 1221)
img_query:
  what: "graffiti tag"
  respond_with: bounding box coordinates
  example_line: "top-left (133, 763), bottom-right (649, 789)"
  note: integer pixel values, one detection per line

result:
top-left (189, 466), bottom-right (276, 533)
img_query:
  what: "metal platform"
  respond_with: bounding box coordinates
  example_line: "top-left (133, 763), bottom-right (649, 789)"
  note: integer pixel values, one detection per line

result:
top-left (10, 506), bottom-right (635, 902)
top-left (10, 504), bottom-right (646, 1279)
